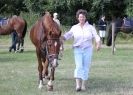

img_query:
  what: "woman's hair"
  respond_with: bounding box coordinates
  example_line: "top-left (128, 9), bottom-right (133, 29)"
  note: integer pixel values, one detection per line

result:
top-left (76, 9), bottom-right (88, 19)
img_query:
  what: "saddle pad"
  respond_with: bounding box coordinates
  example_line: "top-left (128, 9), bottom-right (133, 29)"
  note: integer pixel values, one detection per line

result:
top-left (0, 19), bottom-right (8, 26)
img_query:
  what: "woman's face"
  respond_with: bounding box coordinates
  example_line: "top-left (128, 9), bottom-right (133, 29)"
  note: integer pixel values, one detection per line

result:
top-left (78, 14), bottom-right (86, 24)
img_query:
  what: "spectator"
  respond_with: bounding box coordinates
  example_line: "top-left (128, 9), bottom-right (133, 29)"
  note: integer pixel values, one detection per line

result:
top-left (98, 15), bottom-right (106, 44)
top-left (53, 12), bottom-right (61, 26)
top-left (53, 12), bottom-right (64, 59)
top-left (9, 31), bottom-right (18, 52)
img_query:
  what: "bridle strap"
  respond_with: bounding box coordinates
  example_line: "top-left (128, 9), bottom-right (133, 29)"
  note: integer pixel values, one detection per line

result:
top-left (45, 38), bottom-right (60, 59)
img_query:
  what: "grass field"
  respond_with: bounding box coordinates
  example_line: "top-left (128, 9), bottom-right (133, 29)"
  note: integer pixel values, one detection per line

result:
top-left (0, 34), bottom-right (133, 95)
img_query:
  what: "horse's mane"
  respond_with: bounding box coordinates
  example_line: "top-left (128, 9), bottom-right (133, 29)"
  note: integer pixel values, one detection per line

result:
top-left (42, 12), bottom-right (61, 36)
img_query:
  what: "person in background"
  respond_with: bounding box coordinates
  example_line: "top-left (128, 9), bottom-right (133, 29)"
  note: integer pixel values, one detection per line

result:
top-left (53, 12), bottom-right (61, 26)
top-left (0, 17), bottom-right (3, 26)
top-left (61, 9), bottom-right (101, 92)
top-left (0, 17), bottom-right (7, 26)
top-left (9, 31), bottom-right (18, 52)
top-left (53, 12), bottom-right (64, 59)
top-left (98, 15), bottom-right (106, 44)
top-left (123, 15), bottom-right (131, 27)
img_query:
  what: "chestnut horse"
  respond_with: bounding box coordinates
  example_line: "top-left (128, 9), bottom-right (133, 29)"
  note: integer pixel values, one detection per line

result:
top-left (106, 17), bottom-right (133, 46)
top-left (30, 12), bottom-right (62, 91)
top-left (0, 15), bottom-right (27, 52)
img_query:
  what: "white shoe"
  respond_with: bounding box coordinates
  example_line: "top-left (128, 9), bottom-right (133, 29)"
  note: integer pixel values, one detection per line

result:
top-left (81, 86), bottom-right (86, 91)
top-left (81, 80), bottom-right (86, 91)
top-left (76, 87), bottom-right (81, 92)
top-left (76, 78), bottom-right (81, 92)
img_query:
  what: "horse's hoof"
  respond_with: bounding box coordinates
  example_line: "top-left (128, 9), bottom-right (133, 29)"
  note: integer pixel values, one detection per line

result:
top-left (38, 84), bottom-right (43, 89)
top-left (15, 50), bottom-right (19, 53)
top-left (9, 49), bottom-right (11, 52)
top-left (18, 49), bottom-right (24, 53)
top-left (47, 85), bottom-right (53, 91)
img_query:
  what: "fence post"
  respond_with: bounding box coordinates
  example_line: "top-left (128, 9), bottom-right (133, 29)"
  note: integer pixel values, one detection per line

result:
top-left (112, 22), bottom-right (115, 55)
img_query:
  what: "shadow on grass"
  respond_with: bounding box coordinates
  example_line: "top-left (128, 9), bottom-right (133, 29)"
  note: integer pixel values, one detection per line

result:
top-left (52, 76), bottom-right (133, 94)
top-left (88, 77), bottom-right (132, 93)
top-left (0, 57), bottom-right (16, 62)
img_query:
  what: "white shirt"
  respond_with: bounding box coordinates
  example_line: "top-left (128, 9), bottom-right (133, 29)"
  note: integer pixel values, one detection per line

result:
top-left (63, 21), bottom-right (100, 49)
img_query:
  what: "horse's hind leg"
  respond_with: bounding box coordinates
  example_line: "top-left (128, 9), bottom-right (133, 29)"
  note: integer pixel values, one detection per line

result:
top-left (15, 36), bottom-right (24, 53)
top-left (16, 37), bottom-right (21, 52)
top-left (20, 38), bottom-right (24, 52)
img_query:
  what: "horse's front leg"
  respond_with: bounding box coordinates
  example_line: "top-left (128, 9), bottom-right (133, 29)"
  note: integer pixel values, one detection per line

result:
top-left (38, 63), bottom-right (43, 89)
top-left (36, 50), bottom-right (44, 89)
top-left (47, 67), bottom-right (55, 91)
top-left (42, 59), bottom-right (49, 81)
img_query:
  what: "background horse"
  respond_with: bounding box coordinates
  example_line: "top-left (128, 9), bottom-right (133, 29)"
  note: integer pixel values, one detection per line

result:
top-left (0, 15), bottom-right (27, 52)
top-left (106, 17), bottom-right (133, 46)
top-left (30, 12), bottom-right (62, 91)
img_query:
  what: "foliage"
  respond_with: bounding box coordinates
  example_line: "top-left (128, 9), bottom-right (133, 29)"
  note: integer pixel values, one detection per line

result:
top-left (24, 0), bottom-right (48, 16)
top-left (0, 0), bottom-right (133, 24)
top-left (124, 0), bottom-right (133, 17)
top-left (90, 0), bottom-right (126, 22)
top-left (0, 0), bottom-right (27, 16)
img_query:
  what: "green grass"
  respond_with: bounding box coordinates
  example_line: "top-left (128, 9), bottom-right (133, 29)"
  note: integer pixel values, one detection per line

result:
top-left (0, 33), bottom-right (133, 95)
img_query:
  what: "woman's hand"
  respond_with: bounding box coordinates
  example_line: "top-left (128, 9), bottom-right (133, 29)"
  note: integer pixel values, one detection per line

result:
top-left (60, 35), bottom-right (65, 51)
top-left (96, 41), bottom-right (101, 51)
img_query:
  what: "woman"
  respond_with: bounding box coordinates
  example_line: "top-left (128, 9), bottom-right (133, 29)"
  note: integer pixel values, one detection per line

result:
top-left (61, 9), bottom-right (101, 91)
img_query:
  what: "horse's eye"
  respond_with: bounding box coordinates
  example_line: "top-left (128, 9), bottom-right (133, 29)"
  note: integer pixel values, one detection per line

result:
top-left (47, 40), bottom-right (52, 45)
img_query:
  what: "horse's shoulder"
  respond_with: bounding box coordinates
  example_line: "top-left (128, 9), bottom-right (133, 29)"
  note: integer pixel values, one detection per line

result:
top-left (36, 18), bottom-right (43, 26)
top-left (32, 19), bottom-right (44, 32)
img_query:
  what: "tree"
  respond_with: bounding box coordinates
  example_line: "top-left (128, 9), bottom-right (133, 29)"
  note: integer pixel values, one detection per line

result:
top-left (1, 0), bottom-right (132, 25)
top-left (124, 0), bottom-right (133, 17)
top-left (0, 0), bottom-right (28, 16)
top-left (90, 0), bottom-right (126, 22)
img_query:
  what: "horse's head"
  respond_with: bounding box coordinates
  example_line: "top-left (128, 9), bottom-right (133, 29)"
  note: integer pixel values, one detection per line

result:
top-left (46, 34), bottom-right (61, 68)
top-left (42, 12), bottom-right (62, 68)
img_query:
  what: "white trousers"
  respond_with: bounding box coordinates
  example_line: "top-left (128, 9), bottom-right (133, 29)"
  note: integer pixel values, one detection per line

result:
top-left (99, 30), bottom-right (106, 37)
top-left (73, 47), bottom-right (93, 80)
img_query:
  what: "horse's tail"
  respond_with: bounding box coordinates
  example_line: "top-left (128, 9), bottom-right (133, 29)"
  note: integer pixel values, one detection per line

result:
top-left (106, 24), bottom-right (112, 46)
top-left (22, 19), bottom-right (27, 38)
